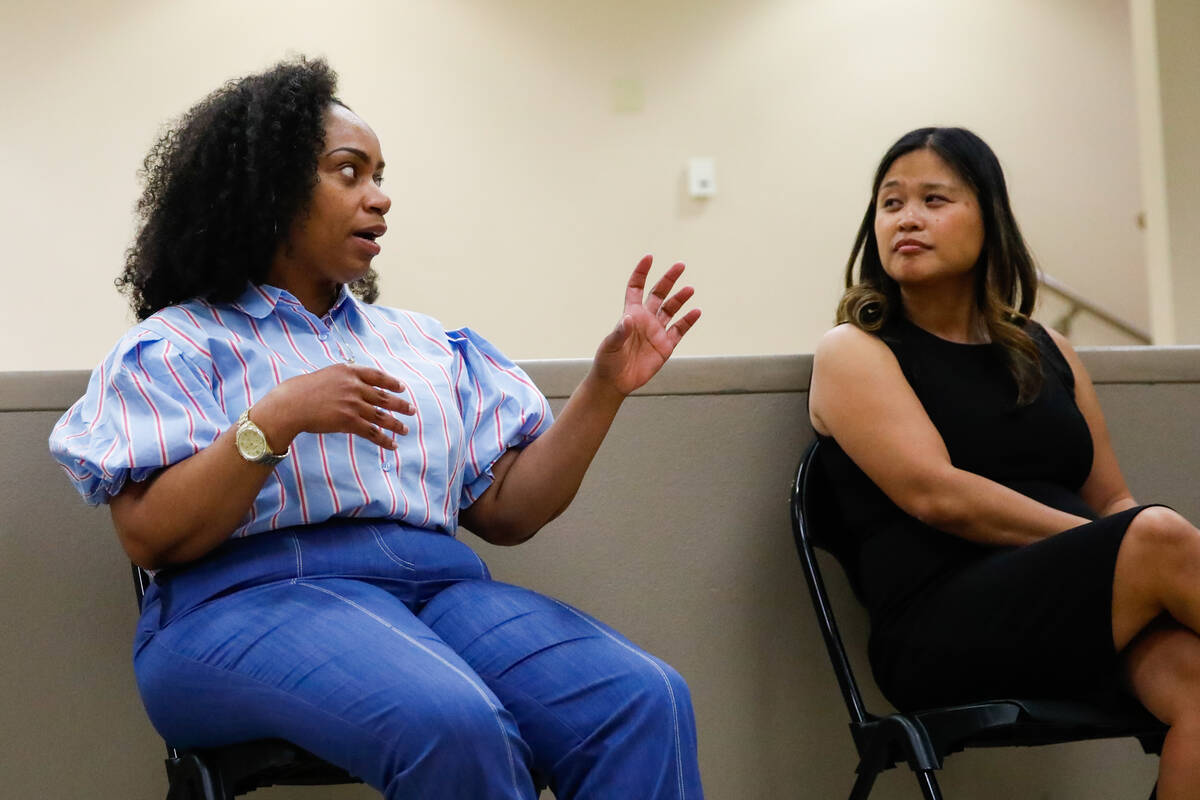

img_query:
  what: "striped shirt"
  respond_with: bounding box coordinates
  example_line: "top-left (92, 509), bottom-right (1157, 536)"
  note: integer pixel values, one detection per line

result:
top-left (49, 282), bottom-right (553, 537)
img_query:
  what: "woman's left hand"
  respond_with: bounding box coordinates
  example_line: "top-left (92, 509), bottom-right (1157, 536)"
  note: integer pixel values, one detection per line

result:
top-left (591, 255), bottom-right (701, 396)
top-left (461, 254), bottom-right (701, 544)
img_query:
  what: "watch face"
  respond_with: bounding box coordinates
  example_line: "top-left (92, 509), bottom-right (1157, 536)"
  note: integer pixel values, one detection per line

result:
top-left (236, 426), bottom-right (268, 461)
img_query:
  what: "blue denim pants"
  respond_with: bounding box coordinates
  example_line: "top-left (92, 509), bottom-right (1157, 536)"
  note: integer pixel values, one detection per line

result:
top-left (134, 519), bottom-right (703, 799)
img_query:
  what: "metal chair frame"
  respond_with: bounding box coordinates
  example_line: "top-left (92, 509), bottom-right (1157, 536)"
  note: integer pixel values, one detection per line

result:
top-left (790, 439), bottom-right (1166, 799)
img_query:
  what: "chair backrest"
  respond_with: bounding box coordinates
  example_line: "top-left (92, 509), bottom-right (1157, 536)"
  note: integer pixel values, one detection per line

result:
top-left (790, 439), bottom-right (872, 727)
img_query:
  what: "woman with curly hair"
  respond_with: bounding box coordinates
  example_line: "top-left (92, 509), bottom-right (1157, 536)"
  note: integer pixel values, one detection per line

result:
top-left (50, 57), bottom-right (704, 799)
top-left (809, 126), bottom-right (1200, 798)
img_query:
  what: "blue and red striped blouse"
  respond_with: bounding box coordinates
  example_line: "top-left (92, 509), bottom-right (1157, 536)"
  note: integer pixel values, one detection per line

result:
top-left (50, 282), bottom-right (553, 537)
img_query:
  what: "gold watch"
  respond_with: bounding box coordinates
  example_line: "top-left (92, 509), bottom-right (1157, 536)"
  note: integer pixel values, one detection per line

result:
top-left (235, 409), bottom-right (288, 467)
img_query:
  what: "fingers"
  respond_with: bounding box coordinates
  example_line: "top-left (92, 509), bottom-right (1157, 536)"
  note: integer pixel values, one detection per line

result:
top-left (349, 368), bottom-right (414, 436)
top-left (352, 365), bottom-right (404, 394)
top-left (372, 404), bottom-right (409, 436)
top-left (362, 383), bottom-right (415, 416)
top-left (624, 254), bottom-right (654, 308)
top-left (357, 421), bottom-right (400, 449)
top-left (666, 307), bottom-right (702, 347)
top-left (286, 365), bottom-right (414, 447)
top-left (344, 366), bottom-right (411, 442)
top-left (643, 261), bottom-right (686, 316)
top-left (656, 285), bottom-right (695, 324)
top-left (355, 400), bottom-right (407, 447)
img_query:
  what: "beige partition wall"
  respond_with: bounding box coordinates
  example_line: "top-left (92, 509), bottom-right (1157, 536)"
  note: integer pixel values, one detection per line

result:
top-left (2, 349), bottom-right (1197, 797)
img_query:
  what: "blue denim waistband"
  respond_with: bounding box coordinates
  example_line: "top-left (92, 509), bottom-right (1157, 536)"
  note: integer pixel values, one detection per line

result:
top-left (143, 519), bottom-right (487, 629)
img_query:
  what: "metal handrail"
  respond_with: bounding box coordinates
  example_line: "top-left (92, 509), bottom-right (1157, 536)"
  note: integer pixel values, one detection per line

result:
top-left (1038, 271), bottom-right (1151, 344)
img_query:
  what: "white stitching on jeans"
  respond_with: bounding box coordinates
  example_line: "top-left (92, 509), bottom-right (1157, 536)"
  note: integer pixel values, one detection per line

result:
top-left (295, 581), bottom-right (525, 797)
top-left (368, 525), bottom-right (417, 570)
top-left (549, 598), bottom-right (687, 799)
top-left (291, 533), bottom-right (303, 577)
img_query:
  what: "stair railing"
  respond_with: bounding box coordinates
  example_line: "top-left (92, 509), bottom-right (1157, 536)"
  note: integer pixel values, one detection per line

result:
top-left (1038, 271), bottom-right (1152, 344)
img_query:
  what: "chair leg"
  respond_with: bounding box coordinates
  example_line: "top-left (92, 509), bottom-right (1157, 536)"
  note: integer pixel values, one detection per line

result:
top-left (915, 770), bottom-right (943, 800)
top-left (848, 766), bottom-right (880, 800)
top-left (164, 753), bottom-right (230, 800)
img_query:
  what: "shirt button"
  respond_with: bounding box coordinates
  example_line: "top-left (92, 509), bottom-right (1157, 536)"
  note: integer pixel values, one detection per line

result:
top-left (318, 333), bottom-right (328, 341)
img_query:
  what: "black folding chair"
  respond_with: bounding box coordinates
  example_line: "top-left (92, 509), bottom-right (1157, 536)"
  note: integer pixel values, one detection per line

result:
top-left (131, 565), bottom-right (363, 799)
top-left (790, 439), bottom-right (1166, 800)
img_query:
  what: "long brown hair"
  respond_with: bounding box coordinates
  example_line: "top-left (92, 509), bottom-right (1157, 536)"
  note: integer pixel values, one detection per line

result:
top-left (838, 127), bottom-right (1042, 404)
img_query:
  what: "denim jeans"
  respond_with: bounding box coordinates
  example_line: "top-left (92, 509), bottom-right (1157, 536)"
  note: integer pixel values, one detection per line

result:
top-left (134, 519), bottom-right (703, 799)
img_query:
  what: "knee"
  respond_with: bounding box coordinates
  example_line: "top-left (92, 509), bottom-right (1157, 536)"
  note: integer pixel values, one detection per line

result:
top-left (409, 687), bottom-right (519, 760)
top-left (375, 682), bottom-right (528, 793)
top-left (1125, 507), bottom-right (1200, 562)
top-left (615, 656), bottom-right (696, 736)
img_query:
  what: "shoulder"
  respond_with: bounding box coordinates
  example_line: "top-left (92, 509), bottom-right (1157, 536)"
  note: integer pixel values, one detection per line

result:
top-left (361, 302), bottom-right (441, 328)
top-left (809, 323), bottom-right (916, 436)
top-left (811, 323), bottom-right (909, 408)
top-left (1036, 320), bottom-right (1075, 356)
top-left (817, 322), bottom-right (874, 353)
top-left (140, 300), bottom-right (214, 339)
top-left (1030, 319), bottom-right (1088, 390)
top-left (1025, 318), bottom-right (1079, 367)
top-left (357, 302), bottom-right (447, 337)
top-left (814, 322), bottom-right (895, 368)
top-left (117, 301), bottom-right (228, 369)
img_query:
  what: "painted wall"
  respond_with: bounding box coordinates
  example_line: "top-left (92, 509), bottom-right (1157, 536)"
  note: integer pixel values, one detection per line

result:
top-left (0, 0), bottom-right (1150, 372)
top-left (1157, 0), bottom-right (1200, 342)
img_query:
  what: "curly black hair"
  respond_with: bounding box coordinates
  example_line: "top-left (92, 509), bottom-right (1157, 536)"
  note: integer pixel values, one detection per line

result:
top-left (117, 56), bottom-right (378, 320)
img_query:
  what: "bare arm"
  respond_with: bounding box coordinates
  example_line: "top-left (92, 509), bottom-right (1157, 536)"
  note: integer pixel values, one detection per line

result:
top-left (809, 324), bottom-right (1091, 546)
top-left (460, 256), bottom-right (701, 545)
top-left (110, 364), bottom-right (413, 569)
top-left (1043, 326), bottom-right (1137, 516)
top-left (458, 372), bottom-right (623, 545)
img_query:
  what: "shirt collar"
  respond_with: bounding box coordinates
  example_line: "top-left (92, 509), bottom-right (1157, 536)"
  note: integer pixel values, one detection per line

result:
top-left (231, 283), bottom-right (284, 319)
top-left (327, 283), bottom-right (356, 317)
top-left (231, 282), bottom-right (358, 320)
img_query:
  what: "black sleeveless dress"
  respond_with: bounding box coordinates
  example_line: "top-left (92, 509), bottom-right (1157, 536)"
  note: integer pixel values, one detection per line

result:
top-left (817, 318), bottom-right (1150, 710)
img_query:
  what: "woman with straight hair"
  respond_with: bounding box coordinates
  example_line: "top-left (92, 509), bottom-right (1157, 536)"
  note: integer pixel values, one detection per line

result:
top-left (808, 126), bottom-right (1200, 798)
top-left (50, 57), bottom-right (704, 800)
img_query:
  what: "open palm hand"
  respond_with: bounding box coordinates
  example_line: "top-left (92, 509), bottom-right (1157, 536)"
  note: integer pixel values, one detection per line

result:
top-left (592, 255), bottom-right (702, 396)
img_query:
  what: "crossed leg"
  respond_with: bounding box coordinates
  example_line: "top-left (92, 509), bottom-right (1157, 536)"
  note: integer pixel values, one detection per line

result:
top-left (1113, 507), bottom-right (1200, 800)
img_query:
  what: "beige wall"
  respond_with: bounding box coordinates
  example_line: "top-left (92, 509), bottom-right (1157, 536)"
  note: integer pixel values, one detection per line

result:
top-left (0, 0), bottom-right (1152, 371)
top-left (1129, 0), bottom-right (1200, 346)
top-left (1157, 0), bottom-right (1200, 342)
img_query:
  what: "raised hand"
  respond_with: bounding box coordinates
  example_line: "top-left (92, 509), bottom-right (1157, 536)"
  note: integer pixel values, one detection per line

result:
top-left (591, 255), bottom-right (702, 396)
top-left (251, 363), bottom-right (415, 451)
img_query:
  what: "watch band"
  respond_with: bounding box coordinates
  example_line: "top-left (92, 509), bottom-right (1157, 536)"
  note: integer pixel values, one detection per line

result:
top-left (235, 409), bottom-right (289, 467)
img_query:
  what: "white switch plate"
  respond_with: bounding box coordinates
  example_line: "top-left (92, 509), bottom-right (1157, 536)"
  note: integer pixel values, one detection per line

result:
top-left (688, 157), bottom-right (716, 198)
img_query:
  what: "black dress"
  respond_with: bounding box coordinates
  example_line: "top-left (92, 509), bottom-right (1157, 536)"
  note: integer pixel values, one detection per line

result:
top-left (817, 317), bottom-right (1150, 710)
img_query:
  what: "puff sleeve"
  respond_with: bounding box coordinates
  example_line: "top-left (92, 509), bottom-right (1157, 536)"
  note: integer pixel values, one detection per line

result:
top-left (449, 327), bottom-right (554, 509)
top-left (49, 330), bottom-right (227, 504)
